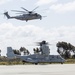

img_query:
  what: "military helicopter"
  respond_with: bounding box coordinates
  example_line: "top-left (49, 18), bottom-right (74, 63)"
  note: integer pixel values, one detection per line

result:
top-left (4, 7), bottom-right (42, 22)
top-left (7, 40), bottom-right (65, 64)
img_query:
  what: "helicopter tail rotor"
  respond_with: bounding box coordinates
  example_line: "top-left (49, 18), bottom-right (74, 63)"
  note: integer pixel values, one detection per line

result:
top-left (0, 11), bottom-right (10, 19)
top-left (3, 12), bottom-right (11, 19)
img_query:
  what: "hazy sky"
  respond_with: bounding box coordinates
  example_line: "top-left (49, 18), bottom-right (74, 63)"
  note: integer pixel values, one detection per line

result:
top-left (0, 0), bottom-right (75, 55)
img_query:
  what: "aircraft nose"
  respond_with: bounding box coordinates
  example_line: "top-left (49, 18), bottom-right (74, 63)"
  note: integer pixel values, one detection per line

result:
top-left (40, 15), bottom-right (42, 20)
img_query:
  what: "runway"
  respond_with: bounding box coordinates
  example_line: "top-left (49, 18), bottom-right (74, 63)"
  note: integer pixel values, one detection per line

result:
top-left (0, 64), bottom-right (75, 75)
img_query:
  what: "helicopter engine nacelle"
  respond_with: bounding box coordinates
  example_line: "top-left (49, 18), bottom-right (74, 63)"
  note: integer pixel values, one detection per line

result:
top-left (40, 44), bottom-right (50, 55)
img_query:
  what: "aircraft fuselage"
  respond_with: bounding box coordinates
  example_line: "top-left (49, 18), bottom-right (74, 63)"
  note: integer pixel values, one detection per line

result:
top-left (17, 54), bottom-right (65, 64)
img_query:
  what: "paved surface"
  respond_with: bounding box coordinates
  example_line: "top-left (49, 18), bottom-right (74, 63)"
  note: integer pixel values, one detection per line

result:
top-left (0, 64), bottom-right (75, 75)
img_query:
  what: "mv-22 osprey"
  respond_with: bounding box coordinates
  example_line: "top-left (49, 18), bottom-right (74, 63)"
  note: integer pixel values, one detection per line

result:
top-left (7, 41), bottom-right (65, 64)
top-left (4, 7), bottom-right (42, 22)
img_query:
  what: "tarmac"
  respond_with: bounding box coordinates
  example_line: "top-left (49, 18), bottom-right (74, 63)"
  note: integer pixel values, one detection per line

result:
top-left (0, 64), bottom-right (75, 75)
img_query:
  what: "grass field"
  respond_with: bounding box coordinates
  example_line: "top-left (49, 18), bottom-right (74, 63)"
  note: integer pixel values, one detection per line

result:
top-left (0, 58), bottom-right (75, 65)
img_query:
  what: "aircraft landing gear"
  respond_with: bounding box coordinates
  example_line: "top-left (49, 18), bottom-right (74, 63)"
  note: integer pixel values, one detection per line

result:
top-left (61, 62), bottom-right (63, 64)
top-left (22, 60), bottom-right (26, 64)
top-left (35, 63), bottom-right (38, 65)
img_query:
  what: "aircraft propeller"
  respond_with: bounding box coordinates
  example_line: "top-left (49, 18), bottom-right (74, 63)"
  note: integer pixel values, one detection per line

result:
top-left (35, 40), bottom-right (51, 46)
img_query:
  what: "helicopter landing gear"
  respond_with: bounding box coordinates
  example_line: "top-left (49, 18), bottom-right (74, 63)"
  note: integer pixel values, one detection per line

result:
top-left (26, 20), bottom-right (28, 22)
top-left (40, 17), bottom-right (42, 20)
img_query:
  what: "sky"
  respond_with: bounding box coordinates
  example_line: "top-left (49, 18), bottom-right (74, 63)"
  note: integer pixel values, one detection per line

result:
top-left (0, 0), bottom-right (75, 56)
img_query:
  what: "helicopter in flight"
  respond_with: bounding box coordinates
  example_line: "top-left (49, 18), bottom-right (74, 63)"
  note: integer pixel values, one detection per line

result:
top-left (4, 7), bottom-right (42, 22)
top-left (7, 40), bottom-right (65, 65)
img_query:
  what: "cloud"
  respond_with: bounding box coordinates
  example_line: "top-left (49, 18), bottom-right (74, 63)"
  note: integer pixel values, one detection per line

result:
top-left (0, 23), bottom-right (75, 55)
top-left (50, 1), bottom-right (75, 13)
top-left (36, 0), bottom-right (58, 6)
top-left (21, 0), bottom-right (26, 1)
top-left (0, 0), bottom-right (12, 5)
top-left (0, 0), bottom-right (26, 5)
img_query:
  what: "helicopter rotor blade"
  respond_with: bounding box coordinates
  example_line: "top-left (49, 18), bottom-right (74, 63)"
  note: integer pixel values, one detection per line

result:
top-left (21, 7), bottom-right (29, 12)
top-left (15, 12), bottom-right (27, 14)
top-left (32, 6), bottom-right (39, 12)
top-left (15, 13), bottom-right (23, 14)
top-left (11, 10), bottom-right (26, 13)
top-left (42, 16), bottom-right (47, 17)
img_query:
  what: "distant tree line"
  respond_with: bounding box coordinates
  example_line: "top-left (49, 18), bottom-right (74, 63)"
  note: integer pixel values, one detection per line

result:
top-left (13, 47), bottom-right (30, 55)
top-left (56, 41), bottom-right (75, 59)
top-left (0, 41), bottom-right (75, 59)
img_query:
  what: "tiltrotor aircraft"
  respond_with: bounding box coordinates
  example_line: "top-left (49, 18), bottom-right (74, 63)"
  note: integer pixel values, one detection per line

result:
top-left (7, 41), bottom-right (65, 64)
top-left (4, 7), bottom-right (42, 22)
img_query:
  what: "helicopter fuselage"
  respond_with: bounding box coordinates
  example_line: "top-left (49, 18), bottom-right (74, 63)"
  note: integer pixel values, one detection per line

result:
top-left (4, 12), bottom-right (42, 22)
top-left (14, 14), bottom-right (42, 21)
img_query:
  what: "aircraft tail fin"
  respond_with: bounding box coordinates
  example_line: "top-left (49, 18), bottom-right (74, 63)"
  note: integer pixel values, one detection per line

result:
top-left (4, 12), bottom-right (11, 19)
top-left (7, 47), bottom-right (16, 59)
